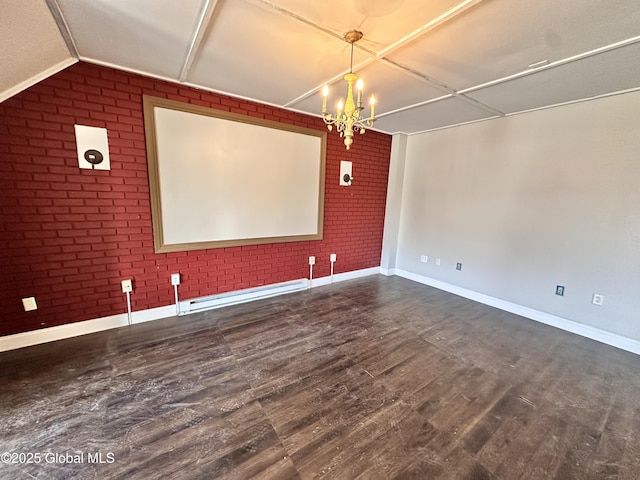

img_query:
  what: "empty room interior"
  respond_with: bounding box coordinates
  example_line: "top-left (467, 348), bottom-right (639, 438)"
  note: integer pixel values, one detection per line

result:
top-left (2, 1), bottom-right (640, 479)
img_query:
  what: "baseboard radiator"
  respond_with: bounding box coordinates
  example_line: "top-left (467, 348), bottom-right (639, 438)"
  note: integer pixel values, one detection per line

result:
top-left (179, 278), bottom-right (308, 315)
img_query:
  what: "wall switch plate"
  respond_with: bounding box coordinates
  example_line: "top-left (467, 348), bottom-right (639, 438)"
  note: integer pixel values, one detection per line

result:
top-left (22, 297), bottom-right (37, 311)
top-left (555, 285), bottom-right (565, 296)
top-left (420, 255), bottom-right (428, 263)
top-left (171, 273), bottom-right (181, 286)
top-left (436, 258), bottom-right (441, 266)
top-left (309, 256), bottom-right (316, 266)
top-left (456, 263), bottom-right (462, 271)
top-left (592, 293), bottom-right (604, 306)
top-left (330, 253), bottom-right (337, 262)
top-left (121, 279), bottom-right (133, 293)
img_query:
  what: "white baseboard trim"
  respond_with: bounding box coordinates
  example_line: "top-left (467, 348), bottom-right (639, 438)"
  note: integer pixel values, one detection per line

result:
top-left (379, 267), bottom-right (396, 276)
top-left (394, 269), bottom-right (640, 356)
top-left (0, 267), bottom-right (381, 352)
top-left (311, 266), bottom-right (381, 288)
top-left (0, 304), bottom-right (176, 353)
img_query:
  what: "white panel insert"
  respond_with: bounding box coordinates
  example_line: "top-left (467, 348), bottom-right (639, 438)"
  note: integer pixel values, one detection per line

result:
top-left (75, 125), bottom-right (110, 170)
top-left (340, 160), bottom-right (353, 186)
top-left (144, 96), bottom-right (326, 252)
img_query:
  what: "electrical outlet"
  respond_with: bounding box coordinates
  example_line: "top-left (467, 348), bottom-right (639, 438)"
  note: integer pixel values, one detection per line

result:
top-left (592, 293), bottom-right (604, 306)
top-left (420, 255), bottom-right (428, 263)
top-left (22, 297), bottom-right (37, 312)
top-left (555, 285), bottom-right (565, 296)
top-left (330, 253), bottom-right (337, 262)
top-left (309, 256), bottom-right (316, 266)
top-left (121, 279), bottom-right (133, 293)
top-left (171, 273), bottom-right (180, 286)
top-left (436, 258), bottom-right (441, 266)
top-left (456, 263), bottom-right (462, 271)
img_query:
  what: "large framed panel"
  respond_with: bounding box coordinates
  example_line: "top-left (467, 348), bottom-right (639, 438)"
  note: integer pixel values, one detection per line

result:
top-left (143, 96), bottom-right (326, 253)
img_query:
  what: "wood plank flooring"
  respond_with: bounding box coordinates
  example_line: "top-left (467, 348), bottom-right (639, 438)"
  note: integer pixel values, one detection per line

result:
top-left (1, 275), bottom-right (640, 479)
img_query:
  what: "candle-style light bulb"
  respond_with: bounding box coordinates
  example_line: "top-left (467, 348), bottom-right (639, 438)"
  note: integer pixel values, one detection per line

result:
top-left (356, 78), bottom-right (363, 106)
top-left (321, 85), bottom-right (328, 113)
top-left (369, 95), bottom-right (375, 118)
top-left (337, 99), bottom-right (343, 117)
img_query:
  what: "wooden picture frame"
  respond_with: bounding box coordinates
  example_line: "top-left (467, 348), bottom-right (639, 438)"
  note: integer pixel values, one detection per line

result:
top-left (143, 96), bottom-right (326, 253)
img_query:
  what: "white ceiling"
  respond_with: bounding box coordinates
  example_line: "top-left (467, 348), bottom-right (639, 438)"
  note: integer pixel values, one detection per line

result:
top-left (2, 0), bottom-right (639, 135)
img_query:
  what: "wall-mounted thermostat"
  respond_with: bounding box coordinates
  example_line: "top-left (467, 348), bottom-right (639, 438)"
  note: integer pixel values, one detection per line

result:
top-left (75, 125), bottom-right (111, 170)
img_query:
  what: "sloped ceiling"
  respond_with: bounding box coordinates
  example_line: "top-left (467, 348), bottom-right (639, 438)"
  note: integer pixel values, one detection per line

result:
top-left (0, 0), bottom-right (76, 100)
top-left (2, 0), bottom-right (640, 135)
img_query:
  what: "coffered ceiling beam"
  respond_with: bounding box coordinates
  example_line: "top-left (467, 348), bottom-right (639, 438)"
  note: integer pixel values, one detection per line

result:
top-left (283, 0), bottom-right (488, 108)
top-left (179, 0), bottom-right (221, 82)
top-left (459, 34), bottom-right (640, 95)
top-left (45, 0), bottom-right (79, 58)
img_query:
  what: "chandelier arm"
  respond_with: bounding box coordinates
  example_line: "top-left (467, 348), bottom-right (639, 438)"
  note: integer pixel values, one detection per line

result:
top-left (354, 117), bottom-right (376, 128)
top-left (322, 114), bottom-right (337, 124)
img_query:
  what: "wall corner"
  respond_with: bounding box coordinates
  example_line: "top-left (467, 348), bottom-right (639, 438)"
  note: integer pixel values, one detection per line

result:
top-left (380, 133), bottom-right (408, 271)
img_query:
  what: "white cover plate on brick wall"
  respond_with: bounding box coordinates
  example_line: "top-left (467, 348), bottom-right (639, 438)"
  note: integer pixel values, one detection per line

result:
top-left (75, 124), bottom-right (111, 170)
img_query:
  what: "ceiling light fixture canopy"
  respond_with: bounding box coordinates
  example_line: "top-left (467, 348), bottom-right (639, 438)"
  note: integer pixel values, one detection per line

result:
top-left (321, 30), bottom-right (376, 150)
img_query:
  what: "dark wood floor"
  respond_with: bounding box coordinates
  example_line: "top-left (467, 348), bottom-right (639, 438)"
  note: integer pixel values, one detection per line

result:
top-left (2, 275), bottom-right (640, 479)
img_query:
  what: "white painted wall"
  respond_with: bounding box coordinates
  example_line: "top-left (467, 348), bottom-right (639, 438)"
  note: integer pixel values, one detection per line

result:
top-left (380, 134), bottom-right (408, 272)
top-left (393, 91), bottom-right (640, 341)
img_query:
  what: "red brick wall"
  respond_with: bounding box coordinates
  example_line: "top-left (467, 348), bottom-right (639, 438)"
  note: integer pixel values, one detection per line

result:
top-left (0, 62), bottom-right (391, 336)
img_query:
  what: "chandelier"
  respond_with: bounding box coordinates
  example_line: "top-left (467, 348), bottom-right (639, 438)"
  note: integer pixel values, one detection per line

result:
top-left (321, 30), bottom-right (376, 150)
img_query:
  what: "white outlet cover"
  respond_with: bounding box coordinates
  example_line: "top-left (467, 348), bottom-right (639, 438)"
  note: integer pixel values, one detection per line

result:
top-left (420, 255), bottom-right (428, 263)
top-left (330, 254), bottom-right (337, 262)
top-left (171, 273), bottom-right (181, 286)
top-left (436, 258), bottom-right (441, 266)
top-left (22, 297), bottom-right (37, 311)
top-left (592, 294), bottom-right (604, 306)
top-left (309, 256), bottom-right (316, 265)
top-left (121, 279), bottom-right (133, 293)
